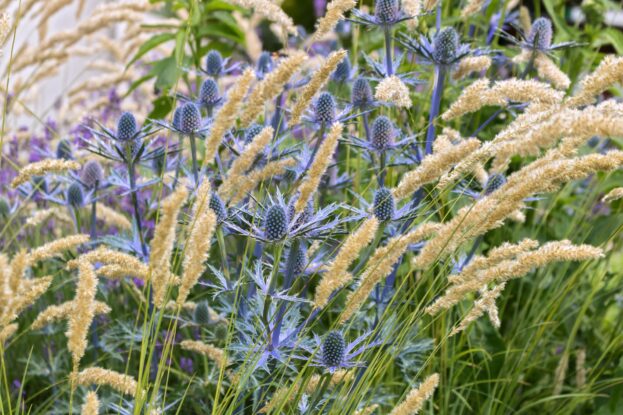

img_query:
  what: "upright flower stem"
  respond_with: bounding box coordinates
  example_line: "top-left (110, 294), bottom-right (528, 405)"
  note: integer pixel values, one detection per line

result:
top-left (173, 134), bottom-right (183, 190)
top-left (425, 65), bottom-right (446, 155)
top-left (128, 161), bottom-right (147, 258)
top-left (189, 133), bottom-right (199, 186)
top-left (383, 26), bottom-right (394, 76)
top-left (89, 183), bottom-right (98, 240)
top-left (271, 239), bottom-right (301, 348)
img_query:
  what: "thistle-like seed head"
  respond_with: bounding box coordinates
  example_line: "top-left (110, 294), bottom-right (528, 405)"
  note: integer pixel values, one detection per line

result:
top-left (81, 160), bottom-right (104, 188)
top-left (433, 27), bottom-right (460, 65)
top-left (322, 331), bottom-right (346, 368)
top-left (117, 112), bottom-right (137, 141)
top-left (209, 192), bottom-right (228, 222)
top-left (375, 0), bottom-right (400, 23)
top-left (180, 102), bottom-right (201, 135)
top-left (314, 92), bottom-right (336, 125)
top-left (373, 187), bottom-right (395, 221)
top-left (332, 56), bottom-right (351, 83)
top-left (56, 139), bottom-right (73, 160)
top-left (67, 182), bottom-right (84, 207)
top-left (351, 77), bottom-right (373, 108)
top-left (287, 244), bottom-right (307, 276)
top-left (264, 205), bottom-right (288, 241)
top-left (527, 17), bottom-right (553, 50)
top-left (0, 196), bottom-right (9, 217)
top-left (371, 116), bottom-right (395, 151)
top-left (200, 79), bottom-right (220, 109)
top-left (194, 301), bottom-right (211, 325)
top-left (205, 50), bottom-right (224, 77)
top-left (257, 51), bottom-right (274, 76)
top-left (484, 173), bottom-right (506, 195)
top-left (245, 123), bottom-right (264, 143)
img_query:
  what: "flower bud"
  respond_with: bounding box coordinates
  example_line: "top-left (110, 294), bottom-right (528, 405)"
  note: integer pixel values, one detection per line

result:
top-left (322, 331), bottom-right (345, 368)
top-left (351, 77), bottom-right (373, 109)
top-left (180, 102), bottom-right (201, 135)
top-left (332, 56), bottom-right (351, 83)
top-left (67, 182), bottom-right (84, 208)
top-left (205, 50), bottom-right (224, 77)
top-left (484, 173), bottom-right (506, 195)
top-left (527, 17), bottom-right (553, 50)
top-left (194, 301), bottom-right (211, 325)
top-left (257, 51), bottom-right (274, 76)
top-left (433, 27), bottom-right (460, 65)
top-left (314, 92), bottom-right (336, 125)
top-left (373, 187), bottom-right (395, 221)
top-left (244, 123), bottom-right (264, 143)
top-left (371, 116), bottom-right (396, 151)
top-left (264, 205), bottom-right (288, 241)
top-left (200, 79), bottom-right (220, 109)
top-left (375, 0), bottom-right (400, 23)
top-left (81, 160), bottom-right (104, 188)
top-left (117, 112), bottom-right (137, 141)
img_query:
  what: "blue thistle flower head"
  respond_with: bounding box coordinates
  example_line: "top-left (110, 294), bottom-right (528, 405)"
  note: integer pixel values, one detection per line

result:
top-left (194, 301), bottom-right (211, 325)
top-left (56, 139), bottom-right (73, 160)
top-left (117, 112), bottom-right (137, 141)
top-left (180, 102), bottom-right (202, 135)
top-left (210, 192), bottom-right (228, 222)
top-left (371, 116), bottom-right (396, 151)
top-left (373, 187), bottom-right (395, 221)
top-left (286, 244), bottom-right (307, 276)
top-left (81, 160), bottom-right (104, 189)
top-left (245, 123), bottom-right (264, 143)
top-left (351, 77), bottom-right (373, 109)
top-left (484, 173), bottom-right (506, 195)
top-left (322, 331), bottom-right (346, 369)
top-left (314, 92), bottom-right (336, 125)
top-left (200, 79), bottom-right (220, 109)
top-left (433, 27), bottom-right (460, 65)
top-left (205, 50), bottom-right (224, 77)
top-left (67, 182), bottom-right (84, 207)
top-left (257, 51), bottom-right (274, 76)
top-left (526, 17), bottom-right (553, 50)
top-left (264, 204), bottom-right (288, 241)
top-left (332, 56), bottom-right (351, 83)
top-left (375, 0), bottom-right (400, 24)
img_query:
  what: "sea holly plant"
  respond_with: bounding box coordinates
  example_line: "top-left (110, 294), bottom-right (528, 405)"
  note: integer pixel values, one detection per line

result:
top-left (1, 1), bottom-right (623, 415)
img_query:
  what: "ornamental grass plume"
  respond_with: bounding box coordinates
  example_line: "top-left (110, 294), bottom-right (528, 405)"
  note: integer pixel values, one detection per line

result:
top-left (227, 0), bottom-right (297, 36)
top-left (204, 68), bottom-right (255, 167)
top-left (452, 55), bottom-right (491, 80)
top-left (311, 0), bottom-right (356, 42)
top-left (68, 247), bottom-right (149, 280)
top-left (389, 373), bottom-right (439, 415)
top-left (228, 158), bottom-right (296, 204)
top-left (81, 391), bottom-right (100, 415)
top-left (449, 283), bottom-right (506, 336)
top-left (533, 53), bottom-right (571, 90)
top-left (32, 301), bottom-right (111, 330)
top-left (96, 204), bottom-right (132, 230)
top-left (29, 234), bottom-right (90, 263)
top-left (1, 275), bottom-right (53, 328)
top-left (66, 259), bottom-right (98, 372)
top-left (25, 207), bottom-right (72, 227)
top-left (294, 122), bottom-right (343, 212)
top-left (314, 217), bottom-right (380, 308)
top-left (177, 181), bottom-right (217, 305)
top-left (0, 323), bottom-right (18, 344)
top-left (603, 187), bottom-right (623, 203)
top-left (10, 159), bottom-right (81, 188)
top-left (241, 52), bottom-right (307, 127)
top-left (567, 55), bottom-right (623, 107)
top-left (219, 126), bottom-right (274, 199)
top-left (180, 340), bottom-right (228, 368)
top-left (149, 186), bottom-right (189, 307)
top-left (75, 367), bottom-right (138, 396)
top-left (289, 50), bottom-right (347, 125)
top-left (375, 75), bottom-right (412, 108)
top-left (461, 0), bottom-right (485, 18)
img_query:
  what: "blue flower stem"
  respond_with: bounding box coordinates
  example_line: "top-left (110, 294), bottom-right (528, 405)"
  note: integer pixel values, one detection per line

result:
top-left (128, 160), bottom-right (147, 258)
top-left (72, 206), bottom-right (82, 234)
top-left (383, 26), bottom-right (394, 76)
top-left (173, 134), bottom-right (183, 190)
top-left (271, 92), bottom-right (285, 137)
top-left (189, 133), bottom-right (199, 187)
top-left (89, 184), bottom-right (98, 239)
top-left (436, 1), bottom-right (442, 31)
top-left (362, 112), bottom-right (371, 142)
top-left (271, 239), bottom-right (301, 348)
top-left (425, 65), bottom-right (446, 155)
top-left (262, 243), bottom-right (283, 343)
top-left (378, 150), bottom-right (387, 186)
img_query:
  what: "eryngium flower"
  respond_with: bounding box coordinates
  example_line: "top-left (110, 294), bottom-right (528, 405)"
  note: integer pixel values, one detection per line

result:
top-left (289, 198), bottom-right (313, 228)
top-left (526, 17), bottom-right (553, 51)
top-left (264, 204), bottom-right (288, 241)
top-left (351, 77), bottom-right (374, 109)
top-left (375, 0), bottom-right (400, 23)
top-left (56, 139), bottom-right (73, 160)
top-left (200, 79), bottom-right (220, 109)
top-left (180, 102), bottom-right (201, 134)
top-left (322, 331), bottom-right (346, 369)
top-left (484, 173), bottom-right (506, 195)
top-left (257, 51), bottom-right (274, 76)
top-left (245, 123), bottom-right (264, 143)
top-left (117, 112), bottom-right (137, 141)
top-left (287, 243), bottom-right (307, 275)
top-left (433, 27), bottom-right (460, 65)
top-left (81, 160), bottom-right (104, 188)
top-left (332, 56), bottom-right (351, 83)
top-left (373, 187), bottom-right (395, 221)
top-left (67, 182), bottom-right (84, 207)
top-left (314, 92), bottom-right (337, 124)
top-left (194, 301), bottom-right (211, 325)
top-left (371, 116), bottom-right (396, 151)
top-left (205, 50), bottom-right (224, 77)
top-left (209, 192), bottom-right (228, 222)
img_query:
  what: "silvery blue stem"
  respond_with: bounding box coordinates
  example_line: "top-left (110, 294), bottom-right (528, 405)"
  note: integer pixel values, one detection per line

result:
top-left (436, 1), bottom-right (442, 31)
top-left (128, 162), bottom-right (148, 258)
top-left (383, 26), bottom-right (394, 76)
top-left (271, 92), bottom-right (285, 137)
top-left (189, 133), bottom-right (199, 186)
top-left (89, 184), bottom-right (98, 240)
top-left (272, 239), bottom-right (301, 348)
top-left (173, 134), bottom-right (183, 190)
top-left (425, 65), bottom-right (446, 155)
top-left (378, 151), bottom-right (387, 186)
top-left (362, 112), bottom-right (371, 142)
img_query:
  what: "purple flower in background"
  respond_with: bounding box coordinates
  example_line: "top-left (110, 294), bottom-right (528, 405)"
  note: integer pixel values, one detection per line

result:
top-left (314, 0), bottom-right (327, 17)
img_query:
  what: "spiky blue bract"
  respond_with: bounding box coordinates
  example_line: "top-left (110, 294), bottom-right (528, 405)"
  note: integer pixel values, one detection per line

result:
top-left (117, 112), bottom-right (137, 141)
top-left (315, 92), bottom-right (337, 125)
top-left (287, 244), bottom-right (307, 276)
top-left (332, 56), bottom-right (351, 83)
top-left (264, 205), bottom-right (288, 241)
top-left (322, 331), bottom-right (346, 369)
top-left (373, 187), bottom-right (395, 221)
top-left (205, 50), bottom-right (224, 76)
top-left (375, 0), bottom-right (400, 23)
top-left (172, 106), bottom-right (183, 130)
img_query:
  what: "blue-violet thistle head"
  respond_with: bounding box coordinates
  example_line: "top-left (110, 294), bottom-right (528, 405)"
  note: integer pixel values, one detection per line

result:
top-left (117, 112), bottom-right (137, 141)
top-left (332, 56), bottom-right (351, 83)
top-left (81, 160), bottom-right (104, 189)
top-left (257, 51), bottom-right (274, 76)
top-left (67, 182), bottom-right (84, 208)
top-left (314, 92), bottom-right (336, 125)
top-left (264, 204), bottom-right (288, 241)
top-left (180, 102), bottom-right (201, 134)
top-left (351, 77), bottom-right (373, 109)
top-left (375, 0), bottom-right (400, 24)
top-left (205, 50), bottom-right (224, 77)
top-left (526, 17), bottom-right (553, 50)
top-left (210, 192), bottom-right (228, 222)
top-left (322, 331), bottom-right (346, 369)
top-left (373, 187), bottom-right (395, 221)
top-left (433, 27), bottom-right (460, 65)
top-left (484, 173), bottom-right (507, 195)
top-left (371, 116), bottom-right (395, 151)
top-left (200, 79), bottom-right (220, 109)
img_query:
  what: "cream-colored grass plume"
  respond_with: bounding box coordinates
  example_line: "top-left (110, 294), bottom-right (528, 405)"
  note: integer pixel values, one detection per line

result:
top-left (26, 207), bottom-right (72, 227)
top-left (177, 181), bottom-right (217, 305)
top-left (149, 186), bottom-right (189, 308)
top-left (294, 122), bottom-right (343, 212)
top-left (11, 159), bottom-right (81, 188)
top-left (461, 0), bottom-right (485, 18)
top-left (314, 217), bottom-right (379, 308)
top-left (228, 158), bottom-right (296, 204)
top-left (354, 405), bottom-right (379, 415)
top-left (290, 50), bottom-right (347, 125)
top-left (340, 223), bottom-right (440, 323)
top-left (32, 301), bottom-right (111, 330)
top-left (603, 187), bottom-right (623, 203)
top-left (75, 367), bottom-right (138, 396)
top-left (66, 260), bottom-right (98, 372)
top-left (568, 55), bottom-right (623, 107)
top-left (241, 51), bottom-right (307, 126)
top-left (389, 373), bottom-right (439, 415)
top-left (452, 56), bottom-right (491, 80)
top-left (449, 283), bottom-right (506, 336)
top-left (1, 276), bottom-right (53, 328)
top-left (375, 76), bottom-right (412, 108)
top-left (30, 234), bottom-right (90, 263)
top-left (422, 0), bottom-right (438, 11)
top-left (81, 391), bottom-right (100, 415)
top-left (180, 340), bottom-right (228, 368)
top-left (0, 323), bottom-right (18, 344)
top-left (68, 247), bottom-right (149, 280)
top-left (228, 0), bottom-right (297, 36)
top-left (204, 68), bottom-right (255, 167)
top-left (96, 204), bottom-right (132, 230)
top-left (519, 6), bottom-right (531, 32)
top-left (576, 348), bottom-right (587, 388)
top-left (219, 126), bottom-right (274, 199)
top-left (311, 0), bottom-right (356, 42)
top-left (403, 0), bottom-right (421, 29)
top-left (534, 54), bottom-right (571, 90)
top-left (393, 138), bottom-right (480, 201)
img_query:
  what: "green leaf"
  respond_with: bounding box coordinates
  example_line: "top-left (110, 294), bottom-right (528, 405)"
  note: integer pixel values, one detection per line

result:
top-left (152, 56), bottom-right (180, 90)
top-left (126, 33), bottom-right (176, 69)
top-left (147, 95), bottom-right (175, 120)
